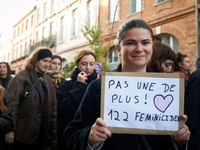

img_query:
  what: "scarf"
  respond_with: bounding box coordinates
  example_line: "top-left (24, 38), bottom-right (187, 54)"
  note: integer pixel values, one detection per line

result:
top-left (46, 69), bottom-right (63, 84)
top-left (71, 68), bottom-right (97, 84)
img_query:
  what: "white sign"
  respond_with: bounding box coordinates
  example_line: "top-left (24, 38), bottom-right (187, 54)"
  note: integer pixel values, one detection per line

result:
top-left (101, 72), bottom-right (184, 135)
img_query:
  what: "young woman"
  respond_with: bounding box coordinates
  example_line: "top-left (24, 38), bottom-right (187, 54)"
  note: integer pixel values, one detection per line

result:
top-left (0, 62), bottom-right (13, 89)
top-left (57, 50), bottom-right (97, 150)
top-left (0, 86), bottom-right (13, 150)
top-left (174, 52), bottom-right (192, 88)
top-left (5, 47), bottom-right (57, 150)
top-left (148, 42), bottom-right (176, 73)
top-left (46, 55), bottom-right (65, 93)
top-left (64, 19), bottom-right (190, 150)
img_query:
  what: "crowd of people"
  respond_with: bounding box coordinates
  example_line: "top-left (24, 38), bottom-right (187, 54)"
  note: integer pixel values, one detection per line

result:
top-left (0, 18), bottom-right (199, 150)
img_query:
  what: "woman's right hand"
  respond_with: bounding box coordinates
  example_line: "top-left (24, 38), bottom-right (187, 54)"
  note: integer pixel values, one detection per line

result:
top-left (5, 131), bottom-right (14, 145)
top-left (88, 118), bottom-right (111, 146)
top-left (77, 71), bottom-right (88, 83)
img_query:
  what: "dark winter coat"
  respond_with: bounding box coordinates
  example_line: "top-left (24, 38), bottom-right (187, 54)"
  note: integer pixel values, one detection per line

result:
top-left (57, 68), bottom-right (97, 150)
top-left (64, 64), bottom-right (179, 150)
top-left (0, 86), bottom-right (13, 150)
top-left (7, 69), bottom-right (57, 146)
top-left (185, 68), bottom-right (200, 150)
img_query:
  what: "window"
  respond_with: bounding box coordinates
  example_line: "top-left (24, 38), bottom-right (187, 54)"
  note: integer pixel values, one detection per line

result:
top-left (44, 2), bottom-right (48, 19)
top-left (7, 52), bottom-right (10, 62)
top-left (71, 9), bottom-right (77, 37)
top-left (50, 22), bottom-right (55, 37)
top-left (59, 16), bottom-right (65, 42)
top-left (86, 1), bottom-right (91, 26)
top-left (155, 0), bottom-right (165, 4)
top-left (29, 39), bottom-right (32, 47)
top-left (108, 48), bottom-right (119, 64)
top-left (109, 0), bottom-right (118, 23)
top-left (36, 31), bottom-right (39, 43)
top-left (42, 26), bottom-right (47, 40)
top-left (26, 19), bottom-right (28, 30)
top-left (158, 34), bottom-right (180, 53)
top-left (37, 8), bottom-right (41, 23)
top-left (20, 45), bottom-right (22, 57)
top-left (31, 15), bottom-right (33, 26)
top-left (18, 26), bottom-right (20, 36)
top-left (21, 23), bottom-right (24, 33)
top-left (14, 29), bottom-right (16, 38)
top-left (51, 0), bottom-right (55, 14)
top-left (129, 0), bottom-right (141, 14)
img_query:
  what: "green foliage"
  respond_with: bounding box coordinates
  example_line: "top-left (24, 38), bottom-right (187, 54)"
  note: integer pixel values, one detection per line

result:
top-left (81, 22), bottom-right (109, 71)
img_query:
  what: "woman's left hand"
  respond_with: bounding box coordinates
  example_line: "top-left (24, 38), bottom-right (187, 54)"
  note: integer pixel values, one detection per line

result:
top-left (171, 115), bottom-right (190, 146)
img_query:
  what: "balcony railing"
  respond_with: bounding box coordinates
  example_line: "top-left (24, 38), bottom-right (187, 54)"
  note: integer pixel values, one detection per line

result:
top-left (11, 35), bottom-right (56, 64)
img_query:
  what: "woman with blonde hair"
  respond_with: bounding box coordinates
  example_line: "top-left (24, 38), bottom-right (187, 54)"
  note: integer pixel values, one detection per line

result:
top-left (5, 47), bottom-right (57, 150)
top-left (0, 86), bottom-right (13, 150)
top-left (57, 49), bottom-right (97, 150)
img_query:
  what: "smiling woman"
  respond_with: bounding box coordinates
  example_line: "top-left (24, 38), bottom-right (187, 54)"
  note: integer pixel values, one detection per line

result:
top-left (63, 19), bottom-right (190, 150)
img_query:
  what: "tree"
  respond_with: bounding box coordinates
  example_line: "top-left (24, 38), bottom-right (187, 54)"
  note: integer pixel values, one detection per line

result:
top-left (81, 22), bottom-right (109, 71)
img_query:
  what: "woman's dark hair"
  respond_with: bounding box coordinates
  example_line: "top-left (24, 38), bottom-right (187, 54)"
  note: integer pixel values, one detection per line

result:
top-left (0, 62), bottom-right (11, 89)
top-left (148, 43), bottom-right (176, 72)
top-left (116, 19), bottom-right (154, 46)
top-left (52, 55), bottom-right (62, 68)
top-left (173, 52), bottom-right (188, 71)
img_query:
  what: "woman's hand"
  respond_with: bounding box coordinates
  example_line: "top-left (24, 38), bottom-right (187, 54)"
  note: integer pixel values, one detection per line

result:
top-left (171, 115), bottom-right (190, 146)
top-left (5, 131), bottom-right (14, 145)
top-left (88, 118), bottom-right (111, 146)
top-left (77, 71), bottom-right (88, 83)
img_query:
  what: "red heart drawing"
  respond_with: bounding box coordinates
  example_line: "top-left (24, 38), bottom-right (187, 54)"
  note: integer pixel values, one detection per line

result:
top-left (153, 94), bottom-right (173, 113)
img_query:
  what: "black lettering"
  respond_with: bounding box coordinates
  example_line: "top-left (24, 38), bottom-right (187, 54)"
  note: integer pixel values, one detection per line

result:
top-left (162, 83), bottom-right (169, 92)
top-left (123, 111), bottom-right (128, 121)
top-left (134, 96), bottom-right (139, 104)
top-left (170, 84), bottom-right (176, 92)
top-left (108, 80), bottom-right (115, 89)
top-left (112, 94), bottom-right (118, 103)
top-left (135, 112), bottom-right (140, 120)
top-left (116, 81), bottom-right (122, 89)
top-left (139, 113), bottom-right (145, 121)
top-left (149, 83), bottom-right (156, 91)
top-left (124, 81), bottom-right (128, 88)
top-left (137, 82), bottom-right (141, 89)
top-left (126, 96), bottom-right (131, 103)
top-left (143, 82), bottom-right (149, 90)
top-left (145, 114), bottom-right (151, 121)
top-left (118, 95), bottom-right (122, 103)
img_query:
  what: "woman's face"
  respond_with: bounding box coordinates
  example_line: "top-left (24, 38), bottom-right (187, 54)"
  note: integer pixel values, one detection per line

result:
top-left (116, 28), bottom-right (153, 72)
top-left (161, 59), bottom-right (174, 73)
top-left (77, 54), bottom-right (96, 75)
top-left (50, 58), bottom-right (62, 73)
top-left (35, 57), bottom-right (52, 74)
top-left (0, 63), bottom-right (8, 76)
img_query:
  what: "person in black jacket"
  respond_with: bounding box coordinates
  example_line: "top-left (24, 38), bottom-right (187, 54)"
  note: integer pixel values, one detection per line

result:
top-left (64, 19), bottom-right (190, 150)
top-left (0, 86), bottom-right (13, 150)
top-left (46, 55), bottom-right (65, 95)
top-left (185, 68), bottom-right (200, 150)
top-left (57, 50), bottom-right (97, 150)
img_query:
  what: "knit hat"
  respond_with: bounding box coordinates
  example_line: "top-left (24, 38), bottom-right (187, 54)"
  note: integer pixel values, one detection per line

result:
top-left (195, 56), bottom-right (200, 69)
top-left (37, 49), bottom-right (52, 61)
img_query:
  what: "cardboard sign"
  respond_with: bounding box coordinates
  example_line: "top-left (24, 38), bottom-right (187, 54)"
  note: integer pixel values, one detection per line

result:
top-left (101, 72), bottom-right (184, 135)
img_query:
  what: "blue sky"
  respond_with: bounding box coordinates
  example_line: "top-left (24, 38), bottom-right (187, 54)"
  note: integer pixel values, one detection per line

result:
top-left (0, 0), bottom-right (36, 45)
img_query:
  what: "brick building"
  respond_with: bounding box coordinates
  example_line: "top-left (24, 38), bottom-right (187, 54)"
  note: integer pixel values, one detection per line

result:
top-left (99, 0), bottom-right (199, 72)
